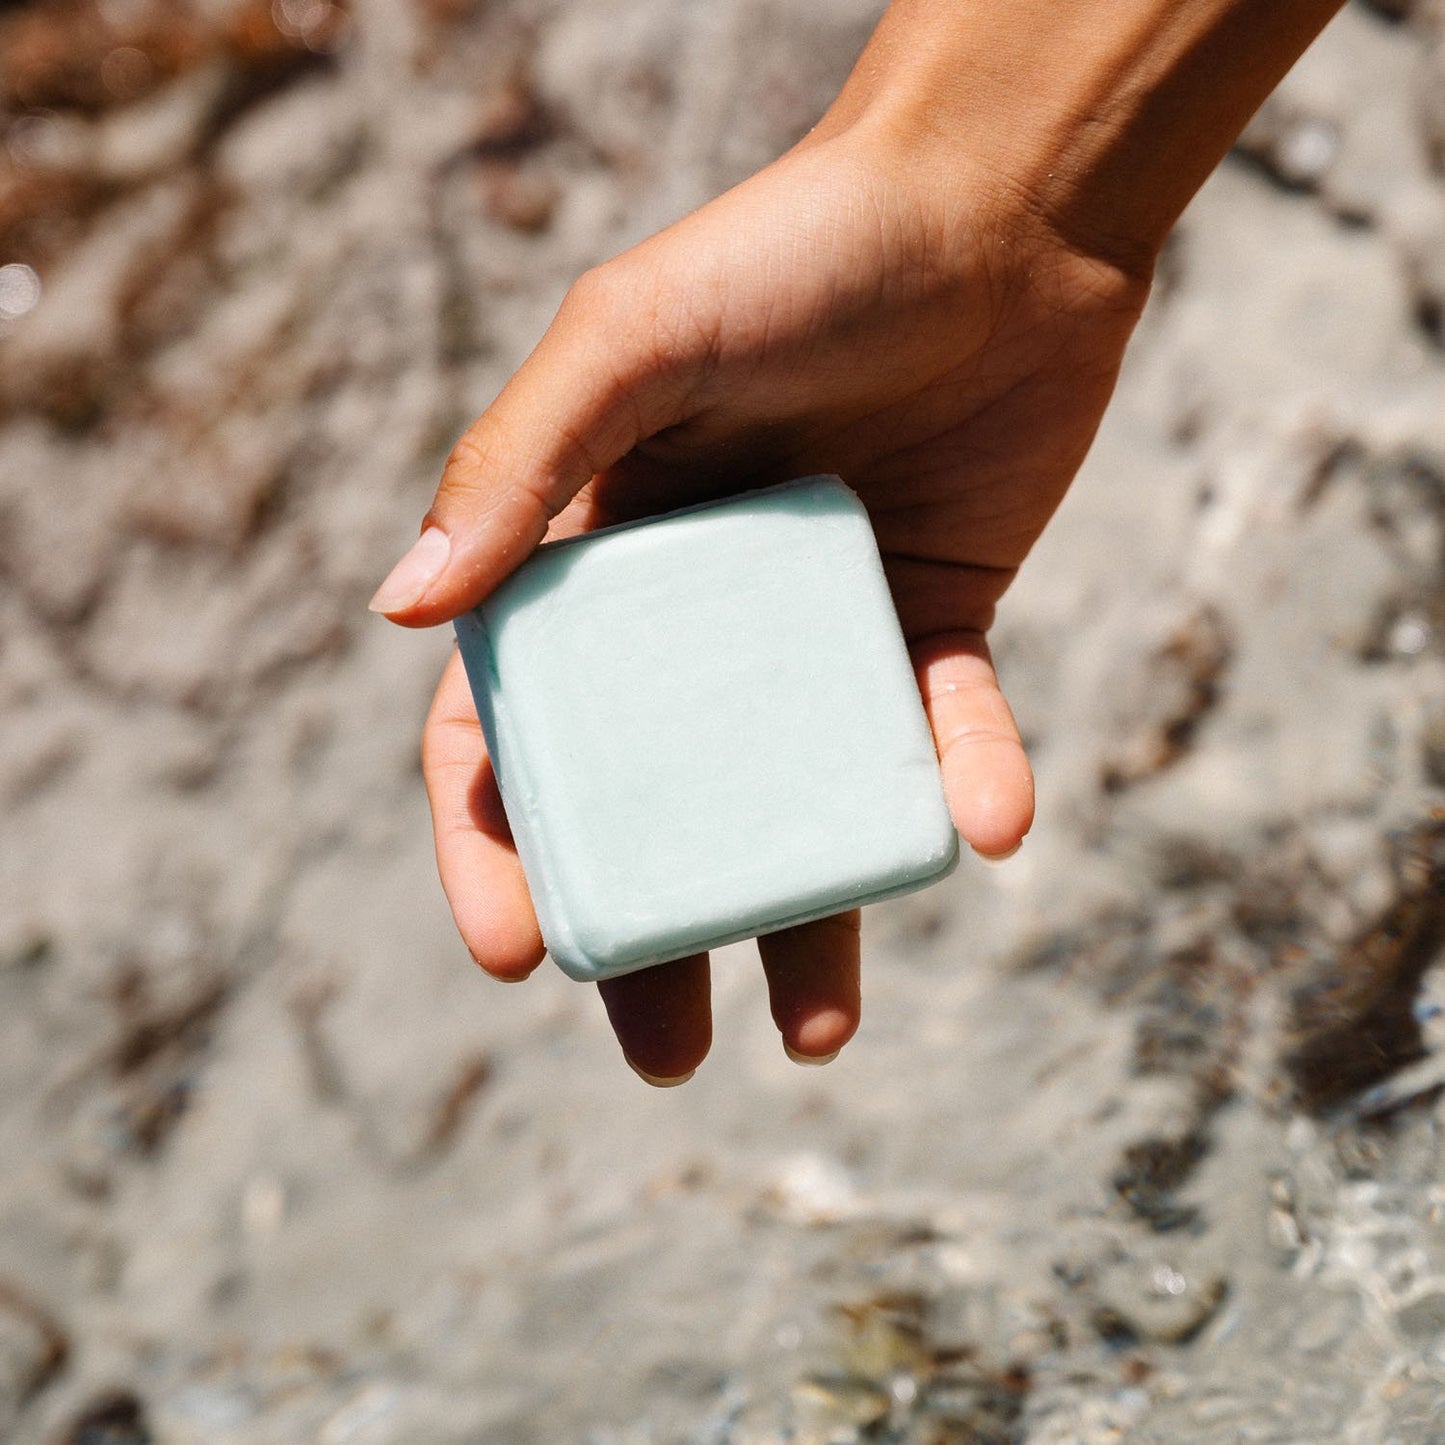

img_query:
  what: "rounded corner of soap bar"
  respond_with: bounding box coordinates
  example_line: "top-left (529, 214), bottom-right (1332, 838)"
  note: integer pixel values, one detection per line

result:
top-left (925, 823), bottom-right (962, 883)
top-left (785, 473), bottom-right (862, 514)
top-left (545, 948), bottom-right (610, 985)
top-left (856, 817), bottom-right (960, 913)
top-left (540, 913), bottom-right (640, 984)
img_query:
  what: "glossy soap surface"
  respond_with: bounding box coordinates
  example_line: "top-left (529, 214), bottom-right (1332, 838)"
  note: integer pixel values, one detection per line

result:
top-left (453, 476), bottom-right (958, 982)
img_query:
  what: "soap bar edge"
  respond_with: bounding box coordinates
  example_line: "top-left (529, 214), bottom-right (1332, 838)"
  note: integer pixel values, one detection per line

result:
top-left (453, 610), bottom-right (584, 969)
top-left (547, 828), bottom-right (961, 983)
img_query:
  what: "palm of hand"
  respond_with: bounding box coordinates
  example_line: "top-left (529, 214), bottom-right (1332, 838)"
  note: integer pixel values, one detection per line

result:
top-left (418, 131), bottom-right (1152, 1082)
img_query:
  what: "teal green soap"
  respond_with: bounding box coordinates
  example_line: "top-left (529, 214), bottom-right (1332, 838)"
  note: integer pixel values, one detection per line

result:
top-left (452, 475), bottom-right (958, 983)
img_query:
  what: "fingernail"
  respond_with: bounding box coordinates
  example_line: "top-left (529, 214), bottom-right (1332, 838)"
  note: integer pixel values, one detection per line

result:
top-left (975, 841), bottom-right (1022, 864)
top-left (784, 1043), bottom-right (840, 1067)
top-left (625, 1056), bottom-right (695, 1088)
top-left (477, 962), bottom-right (528, 982)
top-left (368, 527), bottom-right (451, 614)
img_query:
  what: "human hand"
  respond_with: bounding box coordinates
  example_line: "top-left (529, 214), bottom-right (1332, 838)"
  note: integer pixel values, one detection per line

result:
top-left (373, 0), bottom-right (1340, 1083)
top-left (373, 111), bottom-right (1151, 1081)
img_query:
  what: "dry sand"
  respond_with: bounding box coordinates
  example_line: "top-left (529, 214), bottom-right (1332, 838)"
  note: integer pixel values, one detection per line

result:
top-left (1, 0), bottom-right (1444, 1440)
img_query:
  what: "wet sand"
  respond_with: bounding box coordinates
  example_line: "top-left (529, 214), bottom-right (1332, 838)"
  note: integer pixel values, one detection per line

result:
top-left (1, 1), bottom-right (1444, 1440)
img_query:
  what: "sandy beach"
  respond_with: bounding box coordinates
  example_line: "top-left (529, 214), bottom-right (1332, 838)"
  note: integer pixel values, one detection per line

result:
top-left (2, 0), bottom-right (1444, 1439)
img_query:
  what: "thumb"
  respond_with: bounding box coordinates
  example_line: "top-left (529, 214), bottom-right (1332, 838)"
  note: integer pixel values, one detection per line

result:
top-left (368, 262), bottom-right (690, 626)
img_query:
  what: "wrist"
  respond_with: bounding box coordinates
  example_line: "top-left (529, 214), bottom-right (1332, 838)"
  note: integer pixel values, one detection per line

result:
top-left (818, 0), bottom-right (1344, 281)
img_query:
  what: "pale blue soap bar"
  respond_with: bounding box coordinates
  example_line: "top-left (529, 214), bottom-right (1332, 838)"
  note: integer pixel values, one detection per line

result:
top-left (453, 476), bottom-right (958, 983)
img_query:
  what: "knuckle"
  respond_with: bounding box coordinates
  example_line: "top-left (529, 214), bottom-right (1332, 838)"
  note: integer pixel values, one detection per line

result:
top-left (434, 429), bottom-right (507, 522)
top-left (439, 429), bottom-right (489, 492)
top-left (938, 722), bottom-right (1019, 754)
top-left (560, 259), bottom-right (626, 320)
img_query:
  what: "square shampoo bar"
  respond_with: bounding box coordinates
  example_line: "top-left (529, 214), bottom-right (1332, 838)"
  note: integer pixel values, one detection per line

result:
top-left (453, 475), bottom-right (958, 982)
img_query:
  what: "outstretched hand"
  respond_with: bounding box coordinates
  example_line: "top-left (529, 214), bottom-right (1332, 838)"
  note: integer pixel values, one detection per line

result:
top-left (372, 105), bottom-right (1154, 1083)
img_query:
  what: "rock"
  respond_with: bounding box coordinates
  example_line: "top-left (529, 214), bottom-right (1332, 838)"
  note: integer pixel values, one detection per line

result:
top-left (1236, 102), bottom-right (1340, 193)
top-left (1099, 606), bottom-right (1232, 794)
top-left (58, 1389), bottom-right (152, 1445)
top-left (0, 175), bottom-right (207, 428)
top-left (790, 1373), bottom-right (890, 1435)
top-left (759, 1153), bottom-right (859, 1225)
top-left (482, 165), bottom-right (559, 234)
top-left (0, 417), bottom-right (139, 621)
top-left (213, 74), bottom-right (364, 198)
top-left (0, 1281), bottom-right (66, 1424)
top-left (1090, 1257), bottom-right (1229, 1346)
top-left (0, 712), bottom-right (83, 808)
top-left (0, 1), bottom-right (204, 115)
top-left (1392, 1282), bottom-right (1445, 1339)
top-left (832, 1293), bottom-right (929, 1382)
top-left (0, 927), bottom-right (51, 973)
top-left (1424, 702), bottom-right (1445, 786)
top-left (919, 1363), bottom-right (1031, 1438)
top-left (93, 65), bottom-right (231, 183)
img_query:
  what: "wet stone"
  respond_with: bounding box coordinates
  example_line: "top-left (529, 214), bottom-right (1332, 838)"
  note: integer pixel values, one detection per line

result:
top-left (790, 1373), bottom-right (890, 1436)
top-left (832, 1293), bottom-right (930, 1381)
top-left (1423, 705), bottom-right (1445, 789)
top-left (0, 1284), bottom-right (67, 1422)
top-left (919, 1364), bottom-right (1031, 1440)
top-left (1090, 1258), bottom-right (1229, 1346)
top-left (1391, 1282), bottom-right (1445, 1340)
top-left (59, 1389), bottom-right (153, 1445)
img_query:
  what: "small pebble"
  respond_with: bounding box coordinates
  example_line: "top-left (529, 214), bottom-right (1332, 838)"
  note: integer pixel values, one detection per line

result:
top-left (0, 265), bottom-right (42, 323)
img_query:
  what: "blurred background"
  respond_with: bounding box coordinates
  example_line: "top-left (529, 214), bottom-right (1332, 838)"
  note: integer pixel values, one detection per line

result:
top-left (1, 0), bottom-right (1443, 1440)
